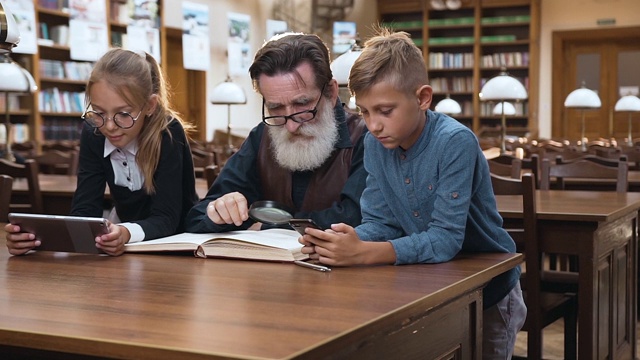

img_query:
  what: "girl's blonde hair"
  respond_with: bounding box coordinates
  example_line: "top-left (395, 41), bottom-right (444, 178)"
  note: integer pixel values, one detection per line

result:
top-left (349, 27), bottom-right (429, 99)
top-left (86, 48), bottom-right (191, 194)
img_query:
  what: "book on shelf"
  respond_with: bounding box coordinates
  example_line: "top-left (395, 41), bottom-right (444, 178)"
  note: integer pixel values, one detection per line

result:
top-left (125, 228), bottom-right (308, 263)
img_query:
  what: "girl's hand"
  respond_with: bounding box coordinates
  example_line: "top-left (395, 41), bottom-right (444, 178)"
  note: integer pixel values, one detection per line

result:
top-left (95, 222), bottom-right (130, 256)
top-left (4, 223), bottom-right (39, 255)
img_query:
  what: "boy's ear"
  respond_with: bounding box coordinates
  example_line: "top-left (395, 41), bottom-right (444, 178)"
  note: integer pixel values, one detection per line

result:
top-left (416, 85), bottom-right (433, 111)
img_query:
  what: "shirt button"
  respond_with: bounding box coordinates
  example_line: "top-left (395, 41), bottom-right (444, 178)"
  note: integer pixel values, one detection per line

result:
top-left (428, 184), bottom-right (433, 190)
top-left (400, 154), bottom-right (406, 160)
top-left (452, 192), bottom-right (459, 199)
top-left (413, 211), bottom-right (419, 217)
top-left (123, 161), bottom-right (127, 166)
top-left (404, 178), bottom-right (411, 184)
top-left (127, 177), bottom-right (131, 181)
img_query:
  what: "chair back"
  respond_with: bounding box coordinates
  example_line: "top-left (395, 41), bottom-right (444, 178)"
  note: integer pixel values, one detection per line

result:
top-left (0, 159), bottom-right (43, 213)
top-left (204, 165), bottom-right (220, 189)
top-left (490, 154), bottom-right (540, 187)
top-left (488, 158), bottom-right (522, 179)
top-left (540, 157), bottom-right (628, 192)
top-left (30, 150), bottom-right (79, 175)
top-left (41, 141), bottom-right (79, 153)
top-left (0, 174), bottom-right (13, 222)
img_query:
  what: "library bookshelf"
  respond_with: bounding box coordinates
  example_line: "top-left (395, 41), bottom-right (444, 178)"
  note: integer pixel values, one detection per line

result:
top-left (378, 0), bottom-right (540, 139)
top-left (6, 0), bottom-right (166, 150)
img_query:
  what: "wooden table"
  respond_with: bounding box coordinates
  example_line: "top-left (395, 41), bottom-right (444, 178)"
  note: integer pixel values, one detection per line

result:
top-left (496, 190), bottom-right (640, 360)
top-left (12, 174), bottom-right (210, 215)
top-left (0, 237), bottom-right (522, 360)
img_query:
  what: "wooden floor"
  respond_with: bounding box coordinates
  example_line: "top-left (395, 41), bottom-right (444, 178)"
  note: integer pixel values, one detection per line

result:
top-left (513, 319), bottom-right (640, 359)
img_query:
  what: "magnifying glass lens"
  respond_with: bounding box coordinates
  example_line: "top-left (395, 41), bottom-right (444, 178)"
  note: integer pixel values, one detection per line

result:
top-left (248, 200), bottom-right (295, 225)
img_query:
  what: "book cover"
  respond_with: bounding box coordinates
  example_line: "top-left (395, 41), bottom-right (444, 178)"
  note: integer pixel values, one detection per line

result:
top-left (125, 228), bottom-right (308, 262)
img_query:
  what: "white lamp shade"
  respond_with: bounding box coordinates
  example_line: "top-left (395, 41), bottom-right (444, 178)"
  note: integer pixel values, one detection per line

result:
top-left (435, 97), bottom-right (462, 114)
top-left (331, 48), bottom-right (362, 86)
top-left (493, 101), bottom-right (516, 116)
top-left (564, 87), bottom-right (601, 108)
top-left (615, 95), bottom-right (640, 112)
top-left (480, 74), bottom-right (528, 101)
top-left (210, 79), bottom-right (246, 104)
top-left (0, 60), bottom-right (37, 93)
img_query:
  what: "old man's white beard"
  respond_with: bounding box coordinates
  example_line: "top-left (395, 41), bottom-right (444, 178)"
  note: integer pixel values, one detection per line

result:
top-left (267, 99), bottom-right (339, 172)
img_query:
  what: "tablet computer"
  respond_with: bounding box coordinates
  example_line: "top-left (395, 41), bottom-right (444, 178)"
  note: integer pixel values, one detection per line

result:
top-left (8, 213), bottom-right (110, 254)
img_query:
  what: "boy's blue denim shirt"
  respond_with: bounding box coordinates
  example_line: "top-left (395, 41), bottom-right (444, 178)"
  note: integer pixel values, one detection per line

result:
top-left (355, 109), bottom-right (520, 308)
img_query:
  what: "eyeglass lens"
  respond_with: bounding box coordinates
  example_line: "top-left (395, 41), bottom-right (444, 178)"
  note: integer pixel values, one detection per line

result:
top-left (84, 111), bottom-right (136, 129)
top-left (263, 84), bottom-right (325, 126)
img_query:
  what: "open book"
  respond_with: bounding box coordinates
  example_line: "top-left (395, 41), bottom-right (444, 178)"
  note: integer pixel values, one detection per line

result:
top-left (125, 228), bottom-right (308, 262)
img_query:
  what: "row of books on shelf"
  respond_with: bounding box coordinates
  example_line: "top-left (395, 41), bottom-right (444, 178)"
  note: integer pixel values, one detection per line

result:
top-left (480, 15), bottom-right (530, 25)
top-left (381, 21), bottom-right (423, 30)
top-left (480, 101), bottom-right (528, 117)
top-left (111, 31), bottom-right (129, 48)
top-left (39, 59), bottom-right (93, 81)
top-left (0, 94), bottom-right (21, 112)
top-left (428, 52), bottom-right (474, 69)
top-left (38, 23), bottom-right (69, 46)
top-left (42, 118), bottom-right (84, 141)
top-left (110, 0), bottom-right (132, 24)
top-left (38, 0), bottom-right (69, 10)
top-left (480, 35), bottom-right (518, 43)
top-left (428, 36), bottom-right (475, 45)
top-left (480, 52), bottom-right (529, 68)
top-left (431, 77), bottom-right (473, 93)
top-left (383, 15), bottom-right (530, 29)
top-left (39, 88), bottom-right (85, 114)
top-left (0, 124), bottom-right (29, 145)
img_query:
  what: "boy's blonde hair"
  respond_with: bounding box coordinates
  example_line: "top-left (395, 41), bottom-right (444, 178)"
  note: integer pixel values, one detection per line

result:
top-left (86, 48), bottom-right (190, 194)
top-left (349, 28), bottom-right (428, 98)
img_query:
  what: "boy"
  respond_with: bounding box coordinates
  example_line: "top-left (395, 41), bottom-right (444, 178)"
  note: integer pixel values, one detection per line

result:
top-left (300, 29), bottom-right (526, 359)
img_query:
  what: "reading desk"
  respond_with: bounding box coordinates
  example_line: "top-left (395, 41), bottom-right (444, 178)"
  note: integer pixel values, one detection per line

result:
top-left (0, 235), bottom-right (521, 359)
top-left (496, 190), bottom-right (640, 360)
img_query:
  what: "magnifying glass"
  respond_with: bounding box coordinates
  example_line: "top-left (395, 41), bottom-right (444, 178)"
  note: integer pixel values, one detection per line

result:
top-left (248, 200), bottom-right (295, 225)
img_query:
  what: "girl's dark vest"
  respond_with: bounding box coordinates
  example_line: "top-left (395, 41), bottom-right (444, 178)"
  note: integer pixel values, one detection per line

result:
top-left (257, 113), bottom-right (365, 212)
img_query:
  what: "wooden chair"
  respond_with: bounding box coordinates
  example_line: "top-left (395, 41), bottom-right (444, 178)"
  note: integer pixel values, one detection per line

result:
top-left (0, 159), bottom-right (43, 214)
top-left (488, 157), bottom-right (522, 179)
top-left (490, 154), bottom-right (540, 187)
top-left (491, 173), bottom-right (577, 360)
top-left (10, 141), bottom-right (37, 158)
top-left (0, 174), bottom-right (13, 222)
top-left (204, 165), bottom-right (220, 189)
top-left (41, 141), bottom-right (79, 153)
top-left (29, 150), bottom-right (79, 175)
top-left (540, 156), bottom-right (629, 192)
top-left (192, 148), bottom-right (215, 178)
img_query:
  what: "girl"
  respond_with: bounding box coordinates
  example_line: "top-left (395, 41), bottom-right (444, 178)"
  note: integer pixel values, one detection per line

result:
top-left (5, 49), bottom-right (198, 256)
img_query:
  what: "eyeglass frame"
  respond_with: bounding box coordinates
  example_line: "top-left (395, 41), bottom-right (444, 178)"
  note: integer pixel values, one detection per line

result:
top-left (261, 84), bottom-right (326, 126)
top-left (81, 103), bottom-right (144, 130)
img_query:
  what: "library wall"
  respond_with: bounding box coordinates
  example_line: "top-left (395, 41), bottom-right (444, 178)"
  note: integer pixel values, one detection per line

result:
top-left (537, 0), bottom-right (640, 138)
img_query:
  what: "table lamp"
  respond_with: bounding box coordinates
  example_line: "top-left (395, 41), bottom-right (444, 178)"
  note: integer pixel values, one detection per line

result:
top-left (493, 101), bottom-right (516, 116)
top-left (0, 1), bottom-right (38, 161)
top-left (330, 40), bottom-right (362, 110)
top-left (479, 70), bottom-right (528, 153)
top-left (564, 83), bottom-right (601, 152)
top-left (210, 75), bottom-right (246, 154)
top-left (435, 95), bottom-right (462, 115)
top-left (614, 94), bottom-right (640, 147)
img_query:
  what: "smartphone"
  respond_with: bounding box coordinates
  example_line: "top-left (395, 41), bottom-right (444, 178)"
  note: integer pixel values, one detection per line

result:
top-left (289, 218), bottom-right (322, 236)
